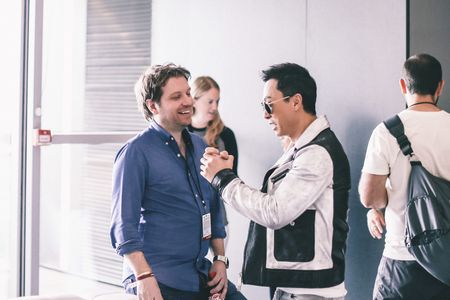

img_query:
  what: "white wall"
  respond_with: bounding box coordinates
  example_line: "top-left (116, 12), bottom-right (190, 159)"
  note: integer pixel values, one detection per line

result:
top-left (151, 1), bottom-right (405, 299)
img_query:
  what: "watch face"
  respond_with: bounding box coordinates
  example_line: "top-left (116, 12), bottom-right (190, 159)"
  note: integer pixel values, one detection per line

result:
top-left (214, 255), bottom-right (229, 268)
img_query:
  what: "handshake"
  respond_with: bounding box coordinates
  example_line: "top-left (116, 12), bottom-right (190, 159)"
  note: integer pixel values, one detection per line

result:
top-left (200, 147), bottom-right (235, 182)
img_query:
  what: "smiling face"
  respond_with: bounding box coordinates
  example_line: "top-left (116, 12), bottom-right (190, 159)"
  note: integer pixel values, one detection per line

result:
top-left (148, 76), bottom-right (193, 134)
top-left (193, 87), bottom-right (220, 127)
top-left (262, 79), bottom-right (294, 137)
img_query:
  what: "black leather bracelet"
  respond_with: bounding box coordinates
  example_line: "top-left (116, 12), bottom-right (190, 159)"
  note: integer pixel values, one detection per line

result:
top-left (211, 168), bottom-right (238, 195)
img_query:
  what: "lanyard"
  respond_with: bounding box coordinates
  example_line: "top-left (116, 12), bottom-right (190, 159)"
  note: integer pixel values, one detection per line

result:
top-left (182, 131), bottom-right (208, 213)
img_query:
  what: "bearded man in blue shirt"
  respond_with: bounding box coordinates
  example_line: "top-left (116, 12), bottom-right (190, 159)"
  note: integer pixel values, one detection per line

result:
top-left (110, 63), bottom-right (245, 300)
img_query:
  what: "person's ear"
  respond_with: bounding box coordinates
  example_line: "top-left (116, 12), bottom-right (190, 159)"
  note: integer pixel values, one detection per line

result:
top-left (146, 99), bottom-right (159, 115)
top-left (292, 93), bottom-right (303, 112)
top-left (435, 80), bottom-right (445, 97)
top-left (399, 78), bottom-right (408, 95)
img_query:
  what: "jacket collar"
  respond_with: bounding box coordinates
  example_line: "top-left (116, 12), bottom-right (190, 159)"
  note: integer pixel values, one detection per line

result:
top-left (274, 115), bottom-right (330, 166)
top-left (292, 115), bottom-right (330, 151)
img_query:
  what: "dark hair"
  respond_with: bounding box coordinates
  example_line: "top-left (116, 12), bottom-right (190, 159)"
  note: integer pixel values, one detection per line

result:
top-left (402, 53), bottom-right (442, 96)
top-left (261, 63), bottom-right (317, 115)
top-left (135, 63), bottom-right (191, 121)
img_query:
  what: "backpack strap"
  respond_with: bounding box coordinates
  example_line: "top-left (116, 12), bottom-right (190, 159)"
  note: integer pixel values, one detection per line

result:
top-left (383, 115), bottom-right (414, 157)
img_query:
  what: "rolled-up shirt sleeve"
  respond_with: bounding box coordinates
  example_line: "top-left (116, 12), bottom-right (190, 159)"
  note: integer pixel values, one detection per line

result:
top-left (209, 191), bottom-right (226, 239)
top-left (110, 143), bottom-right (147, 256)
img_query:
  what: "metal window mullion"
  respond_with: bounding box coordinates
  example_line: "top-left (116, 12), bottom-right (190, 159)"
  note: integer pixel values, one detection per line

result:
top-left (17, 0), bottom-right (30, 296)
top-left (21, 0), bottom-right (44, 296)
top-left (29, 0), bottom-right (44, 294)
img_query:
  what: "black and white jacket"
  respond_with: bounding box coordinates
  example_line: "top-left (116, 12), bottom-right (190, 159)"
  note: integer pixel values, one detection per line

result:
top-left (212, 116), bottom-right (350, 294)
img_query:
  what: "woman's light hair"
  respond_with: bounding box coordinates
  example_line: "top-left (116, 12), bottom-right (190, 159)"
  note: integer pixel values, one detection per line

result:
top-left (192, 76), bottom-right (224, 147)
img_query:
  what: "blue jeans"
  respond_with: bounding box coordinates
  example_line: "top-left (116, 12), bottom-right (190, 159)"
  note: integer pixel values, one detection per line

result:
top-left (124, 275), bottom-right (246, 300)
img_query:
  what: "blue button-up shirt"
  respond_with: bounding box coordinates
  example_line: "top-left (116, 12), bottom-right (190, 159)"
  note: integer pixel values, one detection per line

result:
top-left (110, 120), bottom-right (226, 292)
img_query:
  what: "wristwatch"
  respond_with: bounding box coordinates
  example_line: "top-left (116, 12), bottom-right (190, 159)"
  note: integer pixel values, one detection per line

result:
top-left (213, 255), bottom-right (229, 269)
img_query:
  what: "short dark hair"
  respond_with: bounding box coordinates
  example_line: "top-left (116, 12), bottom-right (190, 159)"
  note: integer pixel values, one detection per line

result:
top-left (402, 53), bottom-right (442, 96)
top-left (261, 63), bottom-right (317, 115)
top-left (135, 63), bottom-right (191, 121)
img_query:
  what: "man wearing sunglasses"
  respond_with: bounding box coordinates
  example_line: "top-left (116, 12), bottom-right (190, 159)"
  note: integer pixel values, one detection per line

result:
top-left (200, 63), bottom-right (350, 300)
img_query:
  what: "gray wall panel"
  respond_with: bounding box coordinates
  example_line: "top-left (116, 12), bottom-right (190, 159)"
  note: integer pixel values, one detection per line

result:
top-left (306, 1), bottom-right (406, 299)
top-left (410, 0), bottom-right (450, 112)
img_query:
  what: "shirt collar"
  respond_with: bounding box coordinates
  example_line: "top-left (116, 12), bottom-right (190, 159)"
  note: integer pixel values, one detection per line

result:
top-left (149, 119), bottom-right (192, 146)
top-left (188, 124), bottom-right (207, 132)
top-left (149, 119), bottom-right (173, 142)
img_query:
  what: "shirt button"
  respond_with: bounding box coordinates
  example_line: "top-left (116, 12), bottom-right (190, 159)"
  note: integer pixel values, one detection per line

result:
top-left (165, 142), bottom-right (169, 145)
top-left (195, 194), bottom-right (198, 197)
top-left (177, 153), bottom-right (181, 157)
top-left (170, 137), bottom-right (174, 140)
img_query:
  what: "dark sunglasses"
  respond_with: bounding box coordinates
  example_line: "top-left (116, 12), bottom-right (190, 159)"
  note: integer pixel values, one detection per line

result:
top-left (260, 95), bottom-right (291, 115)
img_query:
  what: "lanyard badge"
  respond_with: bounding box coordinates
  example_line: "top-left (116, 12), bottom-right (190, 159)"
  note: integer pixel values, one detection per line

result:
top-left (202, 213), bottom-right (212, 240)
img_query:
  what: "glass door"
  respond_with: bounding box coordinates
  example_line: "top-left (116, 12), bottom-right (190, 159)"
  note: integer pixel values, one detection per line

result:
top-left (28, 0), bottom-right (151, 297)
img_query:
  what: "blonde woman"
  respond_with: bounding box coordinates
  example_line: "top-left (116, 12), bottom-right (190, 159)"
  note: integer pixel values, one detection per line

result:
top-left (189, 76), bottom-right (238, 228)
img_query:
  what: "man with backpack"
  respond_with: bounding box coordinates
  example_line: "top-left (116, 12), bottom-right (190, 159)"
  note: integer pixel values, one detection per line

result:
top-left (359, 53), bottom-right (450, 299)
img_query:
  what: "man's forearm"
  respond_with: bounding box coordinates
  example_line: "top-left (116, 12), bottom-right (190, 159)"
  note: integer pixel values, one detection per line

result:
top-left (124, 250), bottom-right (153, 276)
top-left (124, 250), bottom-right (162, 299)
top-left (210, 238), bottom-right (225, 256)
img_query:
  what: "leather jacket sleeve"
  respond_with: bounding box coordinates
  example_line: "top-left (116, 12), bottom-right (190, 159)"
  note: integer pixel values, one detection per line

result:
top-left (220, 145), bottom-right (333, 230)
